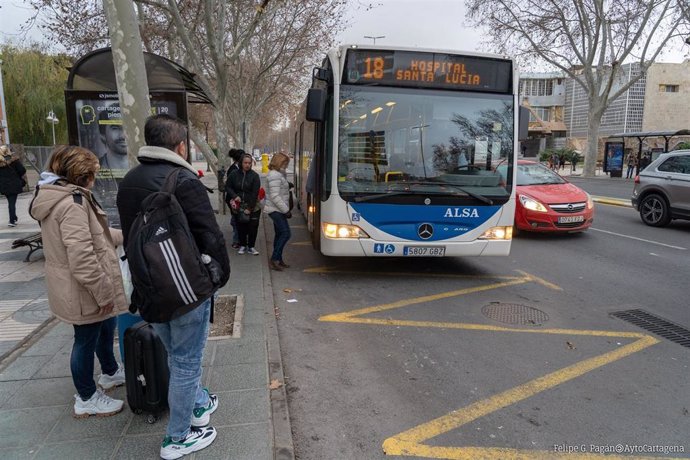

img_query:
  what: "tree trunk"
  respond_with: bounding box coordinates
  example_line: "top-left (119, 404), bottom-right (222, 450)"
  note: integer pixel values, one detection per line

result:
top-left (583, 103), bottom-right (604, 178)
top-left (102, 0), bottom-right (151, 166)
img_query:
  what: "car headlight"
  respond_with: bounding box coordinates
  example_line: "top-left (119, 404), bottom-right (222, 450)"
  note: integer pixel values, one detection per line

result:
top-left (519, 194), bottom-right (548, 212)
top-left (586, 192), bottom-right (594, 210)
top-left (479, 226), bottom-right (513, 240)
top-left (323, 223), bottom-right (370, 239)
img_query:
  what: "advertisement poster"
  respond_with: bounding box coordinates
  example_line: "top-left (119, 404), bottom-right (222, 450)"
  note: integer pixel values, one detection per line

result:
top-left (65, 91), bottom-right (187, 227)
top-left (604, 141), bottom-right (624, 174)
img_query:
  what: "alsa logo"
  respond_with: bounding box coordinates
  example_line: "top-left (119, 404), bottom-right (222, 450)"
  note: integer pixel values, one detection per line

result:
top-left (444, 208), bottom-right (480, 218)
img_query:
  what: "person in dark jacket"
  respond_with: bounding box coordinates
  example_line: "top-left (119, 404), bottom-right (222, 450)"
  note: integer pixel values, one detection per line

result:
top-left (226, 149), bottom-right (243, 248)
top-left (116, 115), bottom-right (230, 459)
top-left (225, 153), bottom-right (261, 255)
top-left (0, 145), bottom-right (27, 227)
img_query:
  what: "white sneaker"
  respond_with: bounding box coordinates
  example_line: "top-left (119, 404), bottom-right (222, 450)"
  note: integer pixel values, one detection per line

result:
top-left (160, 426), bottom-right (217, 459)
top-left (247, 247), bottom-right (259, 255)
top-left (98, 365), bottom-right (125, 390)
top-left (238, 246), bottom-right (246, 255)
top-left (73, 390), bottom-right (124, 418)
top-left (191, 389), bottom-right (218, 427)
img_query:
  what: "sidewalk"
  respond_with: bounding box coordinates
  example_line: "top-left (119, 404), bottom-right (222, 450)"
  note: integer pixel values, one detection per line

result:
top-left (0, 165), bottom-right (291, 459)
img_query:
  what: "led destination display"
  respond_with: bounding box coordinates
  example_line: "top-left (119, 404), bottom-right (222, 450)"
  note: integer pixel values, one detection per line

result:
top-left (344, 49), bottom-right (512, 93)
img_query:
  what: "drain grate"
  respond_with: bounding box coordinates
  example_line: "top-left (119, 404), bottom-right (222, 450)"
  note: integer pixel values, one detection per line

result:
top-left (482, 303), bottom-right (549, 326)
top-left (611, 309), bottom-right (690, 348)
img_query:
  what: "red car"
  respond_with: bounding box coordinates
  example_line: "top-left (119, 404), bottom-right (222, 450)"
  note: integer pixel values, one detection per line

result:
top-left (497, 160), bottom-right (594, 233)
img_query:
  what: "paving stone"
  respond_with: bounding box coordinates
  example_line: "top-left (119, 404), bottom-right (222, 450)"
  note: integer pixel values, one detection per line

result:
top-left (114, 434), bottom-right (165, 460)
top-left (0, 406), bottom-right (66, 448)
top-left (202, 422), bottom-right (271, 460)
top-left (0, 380), bottom-right (24, 409)
top-left (125, 410), bottom-right (169, 436)
top-left (20, 334), bottom-right (69, 357)
top-left (212, 389), bottom-right (269, 426)
top-left (214, 340), bottom-right (266, 365)
top-left (0, 355), bottom-right (52, 381)
top-left (0, 446), bottom-right (36, 459)
top-left (3, 377), bottom-right (76, 409)
top-left (209, 363), bottom-right (268, 392)
top-left (34, 437), bottom-right (119, 460)
top-left (46, 406), bottom-right (132, 442)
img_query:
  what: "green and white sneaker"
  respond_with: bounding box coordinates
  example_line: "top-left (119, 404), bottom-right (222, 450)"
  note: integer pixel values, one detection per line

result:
top-left (191, 389), bottom-right (218, 427)
top-left (160, 426), bottom-right (217, 459)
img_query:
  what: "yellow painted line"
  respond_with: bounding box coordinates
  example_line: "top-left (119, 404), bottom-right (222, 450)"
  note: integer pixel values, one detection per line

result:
top-left (383, 335), bottom-right (661, 459)
top-left (516, 270), bottom-right (563, 291)
top-left (290, 241), bottom-right (312, 246)
top-left (305, 266), bottom-right (523, 280)
top-left (319, 278), bottom-right (530, 322)
top-left (592, 196), bottom-right (632, 208)
top-left (290, 224), bottom-right (307, 229)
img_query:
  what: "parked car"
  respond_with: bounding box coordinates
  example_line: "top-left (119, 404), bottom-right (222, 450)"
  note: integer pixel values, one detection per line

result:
top-left (496, 160), bottom-right (594, 233)
top-left (631, 150), bottom-right (690, 227)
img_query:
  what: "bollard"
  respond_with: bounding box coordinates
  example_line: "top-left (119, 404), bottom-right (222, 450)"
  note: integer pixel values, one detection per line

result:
top-left (262, 153), bottom-right (269, 173)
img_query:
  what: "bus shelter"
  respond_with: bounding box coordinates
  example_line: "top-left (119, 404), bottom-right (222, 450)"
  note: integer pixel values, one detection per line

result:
top-left (607, 129), bottom-right (690, 175)
top-left (64, 47), bottom-right (211, 226)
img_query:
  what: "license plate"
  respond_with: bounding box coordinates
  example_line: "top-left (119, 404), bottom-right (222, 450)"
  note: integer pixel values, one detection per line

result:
top-left (403, 246), bottom-right (446, 257)
top-left (557, 215), bottom-right (585, 224)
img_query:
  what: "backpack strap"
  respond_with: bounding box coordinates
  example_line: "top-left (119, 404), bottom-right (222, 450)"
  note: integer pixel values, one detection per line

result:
top-left (162, 168), bottom-right (183, 194)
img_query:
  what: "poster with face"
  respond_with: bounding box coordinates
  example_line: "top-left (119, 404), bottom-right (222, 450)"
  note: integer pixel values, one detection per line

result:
top-left (66, 91), bottom-right (187, 227)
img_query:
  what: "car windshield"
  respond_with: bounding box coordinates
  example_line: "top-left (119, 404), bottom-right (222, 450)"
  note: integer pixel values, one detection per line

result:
top-left (496, 163), bottom-right (566, 186)
top-left (337, 86), bottom-right (513, 201)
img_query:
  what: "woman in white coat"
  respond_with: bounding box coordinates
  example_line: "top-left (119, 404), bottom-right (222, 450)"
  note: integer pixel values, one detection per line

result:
top-left (264, 152), bottom-right (292, 271)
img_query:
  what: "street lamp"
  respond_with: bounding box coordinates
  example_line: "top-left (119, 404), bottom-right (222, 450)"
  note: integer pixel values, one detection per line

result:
top-left (364, 35), bottom-right (385, 45)
top-left (46, 111), bottom-right (59, 145)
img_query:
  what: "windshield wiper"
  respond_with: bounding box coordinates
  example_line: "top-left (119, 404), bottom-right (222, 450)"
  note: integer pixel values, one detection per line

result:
top-left (429, 182), bottom-right (494, 205)
top-left (351, 182), bottom-right (493, 205)
top-left (352, 191), bottom-right (412, 203)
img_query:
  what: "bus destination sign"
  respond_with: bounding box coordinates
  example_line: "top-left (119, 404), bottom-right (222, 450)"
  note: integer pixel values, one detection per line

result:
top-left (344, 50), bottom-right (512, 93)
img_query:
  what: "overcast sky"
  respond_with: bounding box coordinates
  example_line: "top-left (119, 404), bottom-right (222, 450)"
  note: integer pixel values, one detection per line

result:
top-left (1, 0), bottom-right (687, 65)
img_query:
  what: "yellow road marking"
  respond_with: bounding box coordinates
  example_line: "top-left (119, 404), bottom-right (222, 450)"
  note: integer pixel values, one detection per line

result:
top-left (305, 266), bottom-right (525, 281)
top-left (291, 241), bottom-right (312, 246)
top-left (290, 224), bottom-right (307, 228)
top-left (312, 268), bottom-right (664, 459)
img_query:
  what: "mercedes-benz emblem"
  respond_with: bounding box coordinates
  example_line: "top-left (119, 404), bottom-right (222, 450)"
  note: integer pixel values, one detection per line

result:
top-left (424, 198), bottom-right (431, 205)
top-left (418, 223), bottom-right (433, 240)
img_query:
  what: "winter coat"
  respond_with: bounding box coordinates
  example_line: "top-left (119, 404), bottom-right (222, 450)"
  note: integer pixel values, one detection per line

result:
top-left (225, 168), bottom-right (261, 212)
top-left (29, 182), bottom-right (128, 325)
top-left (264, 169), bottom-right (290, 214)
top-left (116, 146), bottom-right (230, 294)
top-left (0, 156), bottom-right (26, 196)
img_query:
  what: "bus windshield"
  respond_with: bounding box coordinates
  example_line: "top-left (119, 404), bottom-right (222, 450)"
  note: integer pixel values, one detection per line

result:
top-left (337, 86), bottom-right (514, 202)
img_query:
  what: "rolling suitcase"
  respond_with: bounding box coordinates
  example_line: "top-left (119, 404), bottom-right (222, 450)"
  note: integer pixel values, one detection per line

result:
top-left (124, 321), bottom-right (169, 423)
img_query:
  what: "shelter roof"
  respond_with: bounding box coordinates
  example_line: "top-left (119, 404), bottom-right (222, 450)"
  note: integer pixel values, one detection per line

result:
top-left (608, 130), bottom-right (690, 139)
top-left (66, 48), bottom-right (211, 104)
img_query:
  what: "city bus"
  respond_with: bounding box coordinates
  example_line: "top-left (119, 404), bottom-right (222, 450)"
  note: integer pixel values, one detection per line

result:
top-left (291, 45), bottom-right (525, 257)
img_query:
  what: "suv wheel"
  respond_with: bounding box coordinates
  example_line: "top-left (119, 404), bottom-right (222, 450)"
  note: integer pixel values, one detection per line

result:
top-left (639, 194), bottom-right (671, 227)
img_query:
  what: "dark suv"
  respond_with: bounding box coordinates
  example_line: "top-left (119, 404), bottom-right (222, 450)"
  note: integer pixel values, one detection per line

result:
top-left (631, 150), bottom-right (690, 226)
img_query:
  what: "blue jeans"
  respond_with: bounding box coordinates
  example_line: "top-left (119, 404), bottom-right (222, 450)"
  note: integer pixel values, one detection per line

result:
top-left (152, 299), bottom-right (212, 440)
top-left (71, 317), bottom-right (118, 400)
top-left (269, 212), bottom-right (291, 262)
top-left (6, 194), bottom-right (18, 224)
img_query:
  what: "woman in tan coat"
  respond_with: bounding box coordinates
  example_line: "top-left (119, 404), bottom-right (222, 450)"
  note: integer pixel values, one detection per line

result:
top-left (29, 145), bottom-right (129, 418)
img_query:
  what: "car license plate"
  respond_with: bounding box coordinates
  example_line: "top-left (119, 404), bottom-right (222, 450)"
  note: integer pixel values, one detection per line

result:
top-left (557, 215), bottom-right (585, 224)
top-left (403, 246), bottom-right (446, 257)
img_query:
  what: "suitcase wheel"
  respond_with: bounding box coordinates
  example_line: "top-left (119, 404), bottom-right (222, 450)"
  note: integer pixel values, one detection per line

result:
top-left (146, 414), bottom-right (158, 424)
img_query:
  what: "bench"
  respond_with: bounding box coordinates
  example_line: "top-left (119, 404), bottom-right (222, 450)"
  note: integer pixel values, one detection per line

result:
top-left (11, 232), bottom-right (43, 262)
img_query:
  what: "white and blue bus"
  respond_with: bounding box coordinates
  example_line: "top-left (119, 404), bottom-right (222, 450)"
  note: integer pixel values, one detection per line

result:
top-left (292, 45), bottom-right (524, 257)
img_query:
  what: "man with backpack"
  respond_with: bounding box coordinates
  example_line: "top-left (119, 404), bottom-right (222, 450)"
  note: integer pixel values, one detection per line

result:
top-left (116, 115), bottom-right (230, 459)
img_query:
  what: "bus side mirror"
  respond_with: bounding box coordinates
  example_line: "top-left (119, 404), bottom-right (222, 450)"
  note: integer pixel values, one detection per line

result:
top-left (518, 106), bottom-right (529, 140)
top-left (306, 88), bottom-right (326, 122)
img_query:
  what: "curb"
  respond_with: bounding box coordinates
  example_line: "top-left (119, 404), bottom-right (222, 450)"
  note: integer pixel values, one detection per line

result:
top-left (0, 316), bottom-right (57, 368)
top-left (592, 196), bottom-right (633, 208)
top-left (260, 213), bottom-right (296, 460)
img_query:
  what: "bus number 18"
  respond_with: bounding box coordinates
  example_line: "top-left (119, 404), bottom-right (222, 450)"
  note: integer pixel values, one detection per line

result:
top-left (364, 57), bottom-right (384, 79)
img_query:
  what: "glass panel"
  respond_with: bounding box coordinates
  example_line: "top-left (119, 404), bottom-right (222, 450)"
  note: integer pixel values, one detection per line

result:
top-left (337, 86), bottom-right (513, 200)
top-left (497, 162), bottom-right (565, 186)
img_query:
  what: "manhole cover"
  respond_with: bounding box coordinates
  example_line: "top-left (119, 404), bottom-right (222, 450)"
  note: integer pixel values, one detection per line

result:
top-left (482, 303), bottom-right (549, 325)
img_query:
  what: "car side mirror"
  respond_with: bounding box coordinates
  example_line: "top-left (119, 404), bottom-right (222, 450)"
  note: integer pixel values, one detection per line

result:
top-left (306, 88), bottom-right (326, 122)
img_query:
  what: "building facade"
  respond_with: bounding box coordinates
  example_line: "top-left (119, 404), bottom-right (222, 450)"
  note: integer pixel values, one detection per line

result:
top-left (642, 61), bottom-right (690, 134)
top-left (518, 72), bottom-right (567, 156)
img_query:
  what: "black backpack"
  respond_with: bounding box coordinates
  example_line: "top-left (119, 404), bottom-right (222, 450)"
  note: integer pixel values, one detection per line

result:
top-left (126, 168), bottom-right (215, 323)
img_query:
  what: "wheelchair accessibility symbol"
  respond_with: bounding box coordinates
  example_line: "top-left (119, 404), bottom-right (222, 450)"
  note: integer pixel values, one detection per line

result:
top-left (384, 244), bottom-right (395, 254)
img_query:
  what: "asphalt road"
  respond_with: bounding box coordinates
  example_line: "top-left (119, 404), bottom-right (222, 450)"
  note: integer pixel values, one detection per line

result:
top-left (269, 201), bottom-right (690, 459)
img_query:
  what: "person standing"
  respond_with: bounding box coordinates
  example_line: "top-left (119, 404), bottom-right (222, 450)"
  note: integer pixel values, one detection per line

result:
top-left (116, 115), bottom-right (230, 459)
top-left (225, 153), bottom-right (261, 255)
top-left (226, 149), bottom-right (242, 249)
top-left (0, 145), bottom-right (27, 226)
top-left (264, 152), bottom-right (292, 271)
top-left (29, 145), bottom-right (127, 417)
top-left (626, 153), bottom-right (637, 179)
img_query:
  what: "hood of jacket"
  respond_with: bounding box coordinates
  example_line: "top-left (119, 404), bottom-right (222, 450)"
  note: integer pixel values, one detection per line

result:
top-left (30, 183), bottom-right (86, 221)
top-left (138, 146), bottom-right (198, 175)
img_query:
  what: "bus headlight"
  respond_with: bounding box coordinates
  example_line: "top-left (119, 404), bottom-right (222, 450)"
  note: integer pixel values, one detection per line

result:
top-left (479, 226), bottom-right (513, 240)
top-left (519, 194), bottom-right (548, 212)
top-left (323, 223), bottom-right (370, 239)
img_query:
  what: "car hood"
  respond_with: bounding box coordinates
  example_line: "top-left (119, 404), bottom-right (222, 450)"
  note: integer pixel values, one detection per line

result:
top-left (517, 183), bottom-right (587, 204)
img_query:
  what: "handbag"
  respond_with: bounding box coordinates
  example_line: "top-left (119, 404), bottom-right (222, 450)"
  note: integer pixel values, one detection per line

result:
top-left (117, 246), bottom-right (133, 305)
top-left (237, 206), bottom-right (251, 224)
top-left (288, 191), bottom-right (294, 212)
